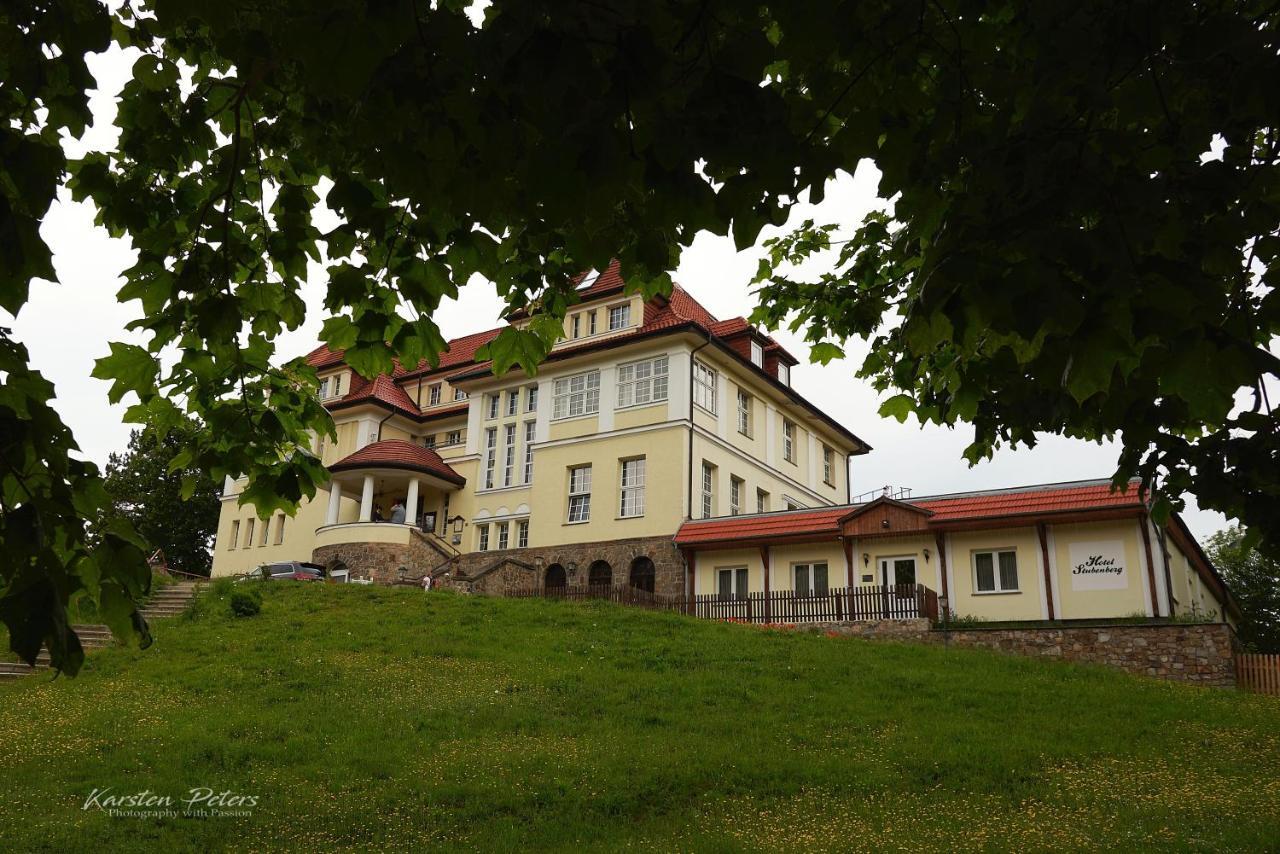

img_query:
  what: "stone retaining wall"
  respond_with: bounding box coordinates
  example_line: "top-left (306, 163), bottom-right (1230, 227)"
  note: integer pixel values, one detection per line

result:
top-left (787, 620), bottom-right (1237, 686)
top-left (929, 622), bottom-right (1238, 687)
top-left (438, 535), bottom-right (686, 597)
top-left (312, 530), bottom-right (449, 585)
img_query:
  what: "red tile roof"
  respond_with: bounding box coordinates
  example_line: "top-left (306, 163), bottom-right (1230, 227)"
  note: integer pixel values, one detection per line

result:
top-left (674, 479), bottom-right (1147, 546)
top-left (329, 440), bottom-right (465, 485)
top-left (331, 374), bottom-right (422, 419)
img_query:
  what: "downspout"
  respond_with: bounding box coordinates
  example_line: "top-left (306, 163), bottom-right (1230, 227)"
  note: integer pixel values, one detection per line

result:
top-left (686, 337), bottom-right (712, 521)
top-left (684, 337), bottom-right (712, 604)
top-left (375, 410), bottom-right (394, 442)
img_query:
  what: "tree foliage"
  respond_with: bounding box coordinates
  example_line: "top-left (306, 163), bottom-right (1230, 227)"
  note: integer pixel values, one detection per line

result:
top-left (1206, 526), bottom-right (1280, 653)
top-left (1, 0), bottom-right (1277, 672)
top-left (97, 416), bottom-right (222, 577)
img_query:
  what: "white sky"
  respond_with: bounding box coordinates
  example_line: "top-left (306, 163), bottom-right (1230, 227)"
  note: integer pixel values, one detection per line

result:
top-left (7, 44), bottom-right (1231, 540)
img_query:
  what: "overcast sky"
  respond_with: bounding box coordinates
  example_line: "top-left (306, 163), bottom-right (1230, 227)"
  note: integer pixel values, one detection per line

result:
top-left (8, 43), bottom-right (1231, 540)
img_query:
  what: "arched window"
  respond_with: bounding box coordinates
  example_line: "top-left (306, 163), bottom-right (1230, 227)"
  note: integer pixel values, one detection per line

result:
top-left (588, 560), bottom-right (612, 589)
top-left (545, 563), bottom-right (567, 593)
top-left (629, 556), bottom-right (656, 594)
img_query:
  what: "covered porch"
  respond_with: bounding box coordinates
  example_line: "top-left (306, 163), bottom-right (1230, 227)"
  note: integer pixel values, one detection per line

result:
top-left (321, 440), bottom-right (465, 540)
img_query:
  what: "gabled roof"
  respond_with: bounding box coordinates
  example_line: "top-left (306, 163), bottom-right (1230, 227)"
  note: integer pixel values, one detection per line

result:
top-left (328, 440), bottom-right (465, 485)
top-left (301, 264), bottom-right (850, 445)
top-left (328, 374), bottom-right (422, 419)
top-left (675, 479), bottom-right (1146, 546)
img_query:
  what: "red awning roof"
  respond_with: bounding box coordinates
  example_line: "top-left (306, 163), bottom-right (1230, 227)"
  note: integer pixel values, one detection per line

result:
top-left (674, 479), bottom-right (1146, 546)
top-left (328, 440), bottom-right (465, 486)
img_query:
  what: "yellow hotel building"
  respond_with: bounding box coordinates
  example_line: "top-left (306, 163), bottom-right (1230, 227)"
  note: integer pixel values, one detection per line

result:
top-left (211, 263), bottom-right (1238, 625)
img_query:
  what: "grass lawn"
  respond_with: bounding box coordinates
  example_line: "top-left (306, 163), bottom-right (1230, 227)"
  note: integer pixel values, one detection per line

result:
top-left (2, 583), bottom-right (1278, 852)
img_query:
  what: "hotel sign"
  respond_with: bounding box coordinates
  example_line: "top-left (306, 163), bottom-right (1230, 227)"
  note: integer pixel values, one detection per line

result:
top-left (1068, 540), bottom-right (1129, 591)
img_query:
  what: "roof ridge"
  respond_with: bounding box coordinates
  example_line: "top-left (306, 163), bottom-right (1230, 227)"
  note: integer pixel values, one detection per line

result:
top-left (907, 477), bottom-right (1140, 504)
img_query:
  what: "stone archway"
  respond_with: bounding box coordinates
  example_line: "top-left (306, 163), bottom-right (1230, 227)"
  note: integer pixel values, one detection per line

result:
top-left (545, 563), bottom-right (567, 594)
top-left (629, 556), bottom-right (656, 594)
top-left (588, 560), bottom-right (612, 589)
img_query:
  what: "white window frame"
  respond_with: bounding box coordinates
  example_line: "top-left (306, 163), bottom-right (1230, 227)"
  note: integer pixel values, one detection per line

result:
top-left (823, 445), bottom-right (835, 486)
top-left (567, 465), bottom-right (592, 523)
top-left (552, 370), bottom-right (601, 420)
top-left (616, 356), bottom-right (669, 409)
top-left (571, 314), bottom-right (581, 338)
top-left (428, 383), bottom-right (441, 406)
top-left (516, 519), bottom-right (529, 548)
top-left (454, 388), bottom-right (468, 401)
top-left (750, 340), bottom-right (764, 367)
top-left (608, 303), bottom-right (630, 330)
top-left (229, 520), bottom-right (240, 550)
top-left (446, 430), bottom-right (461, 445)
top-left (619, 457), bottom-right (646, 518)
top-left (506, 390), bottom-right (519, 416)
top-left (756, 488), bottom-right (769, 513)
top-left (484, 427), bottom-right (497, 489)
top-left (503, 423), bottom-right (516, 486)
top-left (973, 548), bottom-right (1020, 594)
top-left (716, 566), bottom-right (749, 600)
top-left (245, 518), bottom-right (255, 548)
top-left (736, 390), bottom-right (751, 436)
top-left (477, 524), bottom-right (490, 551)
top-left (701, 461), bottom-right (715, 519)
top-left (523, 421), bottom-right (536, 484)
top-left (496, 521), bottom-right (509, 550)
top-left (487, 394), bottom-right (499, 420)
top-left (526, 385), bottom-right (539, 412)
top-left (318, 377), bottom-right (330, 399)
top-left (274, 514), bottom-right (285, 545)
top-left (794, 562), bottom-right (830, 597)
top-left (258, 518), bottom-right (269, 547)
top-left (693, 361), bottom-right (717, 414)
top-left (588, 310), bottom-right (598, 335)
top-left (783, 419), bottom-right (796, 463)
top-left (729, 476), bottom-right (743, 516)
top-left (778, 363), bottom-right (790, 386)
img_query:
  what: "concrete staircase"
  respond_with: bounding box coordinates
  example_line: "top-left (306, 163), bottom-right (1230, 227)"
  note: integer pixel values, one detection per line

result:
top-left (139, 580), bottom-right (200, 620)
top-left (0, 624), bottom-right (114, 680)
top-left (0, 581), bottom-right (201, 680)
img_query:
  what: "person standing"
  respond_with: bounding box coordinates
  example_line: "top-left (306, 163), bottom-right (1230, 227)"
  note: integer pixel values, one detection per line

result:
top-left (389, 499), bottom-right (406, 525)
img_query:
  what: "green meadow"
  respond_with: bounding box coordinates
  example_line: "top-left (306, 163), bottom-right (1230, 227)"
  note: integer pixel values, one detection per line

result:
top-left (2, 582), bottom-right (1278, 852)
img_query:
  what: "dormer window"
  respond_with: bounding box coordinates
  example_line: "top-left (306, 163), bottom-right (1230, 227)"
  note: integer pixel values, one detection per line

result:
top-left (778, 363), bottom-right (790, 386)
top-left (318, 377), bottom-right (330, 399)
top-left (608, 304), bottom-right (630, 331)
top-left (588, 310), bottom-right (598, 335)
top-left (454, 388), bottom-right (467, 401)
top-left (571, 314), bottom-right (581, 339)
top-left (428, 383), bottom-right (441, 406)
top-left (750, 340), bottom-right (763, 367)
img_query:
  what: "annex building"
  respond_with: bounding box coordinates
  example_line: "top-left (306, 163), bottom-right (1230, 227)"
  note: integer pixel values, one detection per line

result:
top-left (210, 262), bottom-right (1237, 626)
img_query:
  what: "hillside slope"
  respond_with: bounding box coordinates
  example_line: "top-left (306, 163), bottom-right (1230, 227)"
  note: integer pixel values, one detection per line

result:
top-left (1, 583), bottom-right (1278, 851)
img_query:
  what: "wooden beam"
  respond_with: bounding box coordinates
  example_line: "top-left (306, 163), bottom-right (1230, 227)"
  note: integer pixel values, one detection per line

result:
top-left (1036, 522), bottom-right (1056, 621)
top-left (934, 531), bottom-right (949, 602)
top-left (1139, 517), bottom-right (1161, 618)
top-left (682, 548), bottom-right (696, 607)
top-left (842, 536), bottom-right (855, 588)
top-left (760, 545), bottom-right (771, 623)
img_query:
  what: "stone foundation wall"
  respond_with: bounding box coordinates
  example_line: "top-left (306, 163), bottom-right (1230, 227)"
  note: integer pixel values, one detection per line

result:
top-left (929, 622), bottom-right (1238, 687)
top-left (312, 531), bottom-right (450, 585)
top-left (791, 619), bottom-right (932, 639)
top-left (437, 535), bottom-right (686, 597)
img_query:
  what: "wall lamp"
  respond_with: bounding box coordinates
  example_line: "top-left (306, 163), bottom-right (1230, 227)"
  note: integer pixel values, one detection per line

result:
top-left (923, 548), bottom-right (931, 563)
top-left (862, 553), bottom-right (870, 567)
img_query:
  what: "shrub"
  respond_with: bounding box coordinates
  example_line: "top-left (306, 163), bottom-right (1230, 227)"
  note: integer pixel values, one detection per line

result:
top-left (230, 590), bottom-right (262, 618)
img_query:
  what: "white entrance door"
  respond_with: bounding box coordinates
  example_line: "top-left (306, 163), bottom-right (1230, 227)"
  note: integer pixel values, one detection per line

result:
top-left (879, 556), bottom-right (917, 590)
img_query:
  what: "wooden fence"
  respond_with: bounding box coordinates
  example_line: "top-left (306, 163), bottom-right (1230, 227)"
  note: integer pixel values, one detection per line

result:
top-left (1236, 653), bottom-right (1280, 696)
top-left (506, 583), bottom-right (939, 625)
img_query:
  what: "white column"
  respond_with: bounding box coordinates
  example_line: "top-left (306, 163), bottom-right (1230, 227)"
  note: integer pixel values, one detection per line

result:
top-left (326, 481), bottom-right (343, 525)
top-left (406, 478), bottom-right (420, 526)
top-left (598, 365), bottom-right (616, 432)
top-left (359, 475), bottom-right (375, 522)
